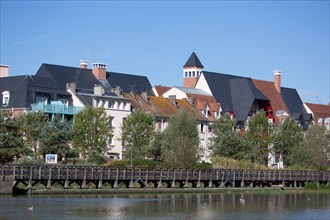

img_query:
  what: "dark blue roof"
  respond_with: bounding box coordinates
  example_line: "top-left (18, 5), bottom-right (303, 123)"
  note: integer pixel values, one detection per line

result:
top-left (281, 87), bottom-right (312, 128)
top-left (202, 71), bottom-right (268, 121)
top-left (183, 52), bottom-right (204, 68)
top-left (107, 72), bottom-right (153, 94)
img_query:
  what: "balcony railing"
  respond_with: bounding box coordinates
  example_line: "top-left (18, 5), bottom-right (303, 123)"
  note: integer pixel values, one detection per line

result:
top-left (31, 102), bottom-right (83, 115)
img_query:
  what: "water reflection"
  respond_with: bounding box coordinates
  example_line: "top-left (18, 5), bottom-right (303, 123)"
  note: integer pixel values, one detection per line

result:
top-left (1, 192), bottom-right (329, 219)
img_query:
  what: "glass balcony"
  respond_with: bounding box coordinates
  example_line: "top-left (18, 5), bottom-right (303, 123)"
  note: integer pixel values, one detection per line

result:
top-left (31, 101), bottom-right (83, 115)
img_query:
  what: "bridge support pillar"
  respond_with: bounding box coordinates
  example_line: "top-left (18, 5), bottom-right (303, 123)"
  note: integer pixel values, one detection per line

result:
top-left (28, 179), bottom-right (33, 190)
top-left (327, 181), bottom-right (329, 187)
top-left (220, 181), bottom-right (225, 187)
top-left (129, 179), bottom-right (134, 188)
top-left (157, 180), bottom-right (163, 188)
top-left (196, 181), bottom-right (201, 188)
top-left (81, 179), bottom-right (87, 189)
top-left (64, 179), bottom-right (69, 189)
top-left (46, 179), bottom-right (52, 189)
top-left (171, 179), bottom-right (176, 188)
top-left (98, 179), bottom-right (103, 189)
top-left (208, 181), bottom-right (213, 188)
top-left (240, 180), bottom-right (245, 187)
top-left (113, 179), bottom-right (118, 188)
top-left (294, 181), bottom-right (297, 187)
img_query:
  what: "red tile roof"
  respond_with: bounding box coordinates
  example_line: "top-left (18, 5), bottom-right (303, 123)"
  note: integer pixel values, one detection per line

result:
top-left (154, 86), bottom-right (172, 96)
top-left (305, 102), bottom-right (330, 123)
top-left (123, 93), bottom-right (209, 122)
top-left (253, 79), bottom-right (289, 124)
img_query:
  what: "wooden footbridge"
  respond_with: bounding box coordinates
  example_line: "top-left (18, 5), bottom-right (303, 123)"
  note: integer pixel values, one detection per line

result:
top-left (1, 165), bottom-right (329, 194)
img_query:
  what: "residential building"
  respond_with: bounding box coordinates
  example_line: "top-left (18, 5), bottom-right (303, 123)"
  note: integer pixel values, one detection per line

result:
top-left (124, 93), bottom-right (212, 162)
top-left (0, 61), bottom-right (153, 160)
top-left (304, 102), bottom-right (330, 131)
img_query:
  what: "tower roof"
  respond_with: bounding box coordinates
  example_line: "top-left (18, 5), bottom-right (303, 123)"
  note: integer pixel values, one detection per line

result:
top-left (183, 52), bottom-right (204, 68)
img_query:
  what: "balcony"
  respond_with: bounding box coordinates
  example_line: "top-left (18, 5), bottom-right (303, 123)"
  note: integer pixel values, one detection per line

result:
top-left (31, 101), bottom-right (83, 115)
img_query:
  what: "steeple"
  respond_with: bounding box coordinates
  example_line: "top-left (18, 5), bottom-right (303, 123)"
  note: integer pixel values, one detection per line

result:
top-left (183, 52), bottom-right (204, 68)
top-left (183, 52), bottom-right (204, 88)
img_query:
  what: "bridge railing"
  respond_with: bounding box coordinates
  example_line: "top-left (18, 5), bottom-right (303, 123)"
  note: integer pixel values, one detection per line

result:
top-left (1, 165), bottom-right (329, 183)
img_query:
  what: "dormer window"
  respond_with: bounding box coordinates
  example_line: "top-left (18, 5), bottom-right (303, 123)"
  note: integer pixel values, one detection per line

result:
top-left (2, 91), bottom-right (10, 106)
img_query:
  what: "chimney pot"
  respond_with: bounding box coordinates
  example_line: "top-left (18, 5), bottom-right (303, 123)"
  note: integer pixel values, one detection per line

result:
top-left (80, 60), bottom-right (89, 69)
top-left (92, 63), bottom-right (107, 80)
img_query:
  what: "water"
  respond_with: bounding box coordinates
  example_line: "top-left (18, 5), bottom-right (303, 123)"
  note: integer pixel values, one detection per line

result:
top-left (1, 192), bottom-right (329, 220)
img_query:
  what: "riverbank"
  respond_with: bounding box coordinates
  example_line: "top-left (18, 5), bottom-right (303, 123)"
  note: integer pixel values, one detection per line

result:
top-left (24, 187), bottom-right (330, 196)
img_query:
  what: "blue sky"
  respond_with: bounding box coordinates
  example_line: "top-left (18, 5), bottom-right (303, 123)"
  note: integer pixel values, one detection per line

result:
top-left (1, 1), bottom-right (329, 104)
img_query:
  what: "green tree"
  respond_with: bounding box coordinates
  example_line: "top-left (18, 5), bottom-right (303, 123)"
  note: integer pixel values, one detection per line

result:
top-left (211, 113), bottom-right (247, 160)
top-left (243, 110), bottom-right (272, 167)
top-left (149, 132), bottom-right (164, 161)
top-left (289, 124), bottom-right (330, 170)
top-left (161, 111), bottom-right (199, 168)
top-left (73, 107), bottom-right (113, 164)
top-left (272, 117), bottom-right (303, 166)
top-left (0, 111), bottom-right (31, 163)
top-left (20, 111), bottom-right (48, 159)
top-left (121, 109), bottom-right (155, 162)
top-left (39, 115), bottom-right (75, 161)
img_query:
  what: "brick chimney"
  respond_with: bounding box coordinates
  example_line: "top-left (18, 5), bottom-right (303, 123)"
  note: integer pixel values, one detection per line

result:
top-left (0, 64), bottom-right (9, 78)
top-left (80, 60), bottom-right (88, 69)
top-left (274, 70), bottom-right (281, 93)
top-left (92, 63), bottom-right (107, 80)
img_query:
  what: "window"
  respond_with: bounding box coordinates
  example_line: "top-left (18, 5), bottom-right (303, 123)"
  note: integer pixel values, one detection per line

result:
top-left (108, 100), bottom-right (114, 108)
top-left (2, 91), bottom-right (10, 106)
top-left (36, 96), bottom-right (47, 105)
top-left (200, 123), bottom-right (204, 133)
top-left (192, 71), bottom-right (195, 77)
top-left (108, 135), bottom-right (114, 145)
top-left (185, 72), bottom-right (188, 77)
top-left (189, 71), bottom-right (191, 77)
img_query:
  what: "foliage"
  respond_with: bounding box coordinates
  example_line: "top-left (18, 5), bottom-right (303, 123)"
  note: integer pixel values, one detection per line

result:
top-left (121, 109), bottom-right (155, 160)
top-left (191, 162), bottom-right (213, 169)
top-left (211, 113), bottom-right (247, 160)
top-left (73, 107), bottom-right (113, 164)
top-left (243, 110), bottom-right (272, 167)
top-left (272, 117), bottom-right (303, 166)
top-left (289, 124), bottom-right (329, 170)
top-left (211, 155), bottom-right (268, 169)
top-left (0, 111), bottom-right (31, 163)
top-left (20, 111), bottom-right (48, 159)
top-left (39, 115), bottom-right (75, 161)
top-left (161, 111), bottom-right (199, 168)
top-left (149, 132), bottom-right (164, 161)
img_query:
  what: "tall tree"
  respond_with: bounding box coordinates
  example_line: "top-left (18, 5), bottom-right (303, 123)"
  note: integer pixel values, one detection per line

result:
top-left (272, 117), bottom-right (303, 166)
top-left (289, 124), bottom-right (330, 170)
top-left (39, 115), bottom-right (75, 161)
top-left (243, 110), bottom-right (272, 167)
top-left (0, 111), bottom-right (31, 163)
top-left (73, 107), bottom-right (113, 164)
top-left (121, 109), bottom-right (155, 162)
top-left (211, 113), bottom-right (247, 160)
top-left (161, 111), bottom-right (199, 168)
top-left (20, 111), bottom-right (48, 159)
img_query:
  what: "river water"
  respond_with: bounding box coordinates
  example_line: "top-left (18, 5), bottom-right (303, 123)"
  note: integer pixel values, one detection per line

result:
top-left (0, 192), bottom-right (329, 220)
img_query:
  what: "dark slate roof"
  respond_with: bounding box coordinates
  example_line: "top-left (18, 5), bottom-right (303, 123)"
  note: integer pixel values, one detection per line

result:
top-left (0, 75), bottom-right (28, 108)
top-left (183, 52), bottom-right (204, 68)
top-left (35, 63), bottom-right (153, 95)
top-left (230, 78), bottom-right (268, 121)
top-left (106, 72), bottom-right (153, 95)
top-left (202, 71), bottom-right (268, 121)
top-left (281, 87), bottom-right (312, 128)
top-left (35, 63), bottom-right (100, 91)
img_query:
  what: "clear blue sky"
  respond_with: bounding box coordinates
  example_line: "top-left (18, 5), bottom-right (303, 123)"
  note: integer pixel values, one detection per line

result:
top-left (1, 1), bottom-right (329, 104)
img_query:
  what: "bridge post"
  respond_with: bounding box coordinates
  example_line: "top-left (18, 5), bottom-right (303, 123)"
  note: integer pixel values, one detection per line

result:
top-left (98, 170), bottom-right (103, 189)
top-left (81, 168), bottom-right (87, 189)
top-left (46, 167), bottom-right (52, 189)
top-left (157, 170), bottom-right (163, 188)
top-left (184, 170), bottom-right (189, 188)
top-left (171, 170), bottom-right (176, 188)
top-left (64, 179), bottom-right (69, 189)
top-left (129, 168), bottom-right (134, 188)
top-left (196, 170), bottom-right (201, 188)
top-left (113, 169), bottom-right (119, 188)
top-left (208, 170), bottom-right (213, 188)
